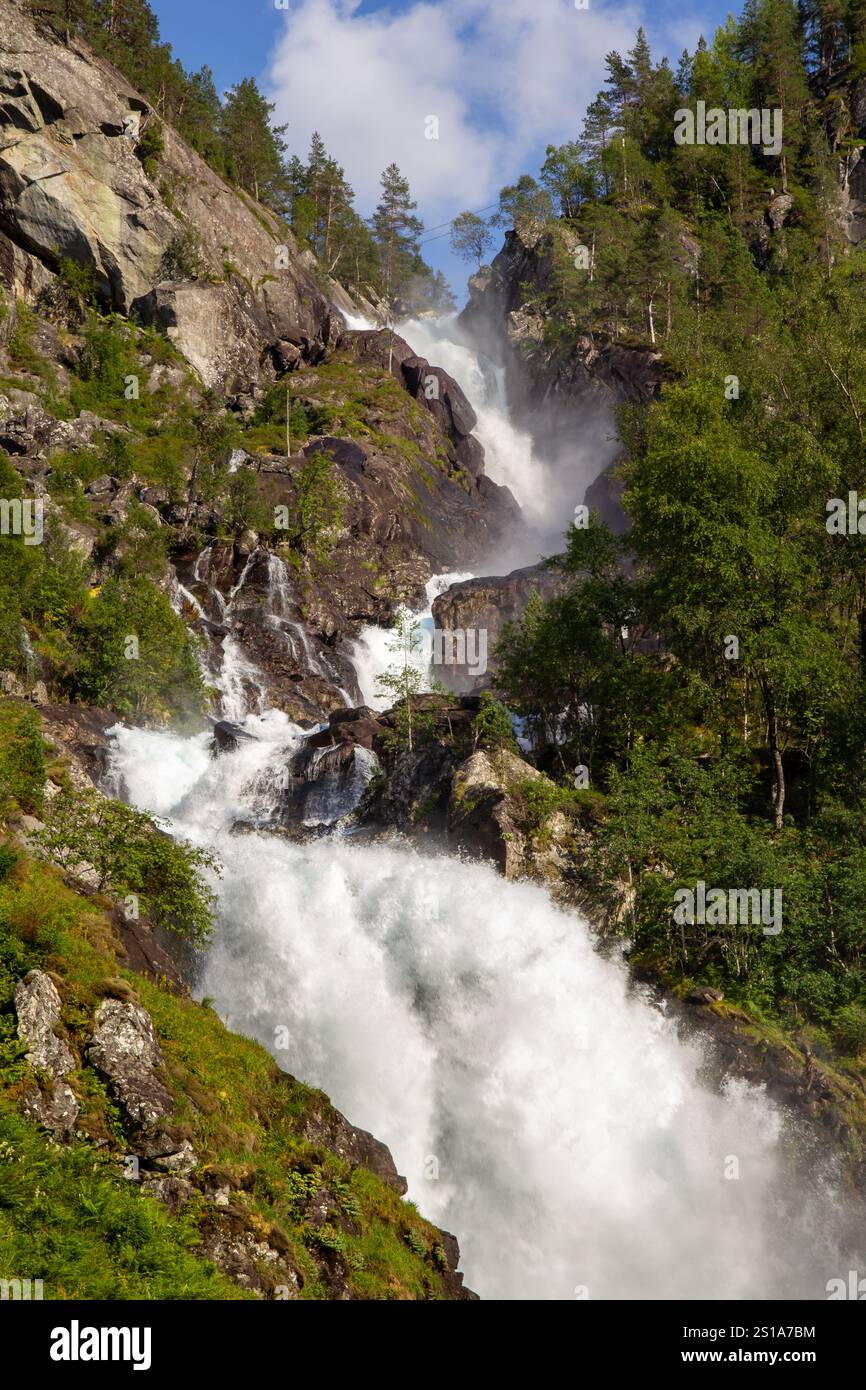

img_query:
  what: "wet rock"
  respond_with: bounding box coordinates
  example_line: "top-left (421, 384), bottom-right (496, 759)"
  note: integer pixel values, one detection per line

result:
top-left (447, 749), bottom-right (530, 877)
top-left (298, 1089), bottom-right (409, 1196)
top-left (210, 718), bottom-right (255, 756)
top-left (36, 702), bottom-right (117, 789)
top-left (14, 969), bottom-right (79, 1136)
top-left (308, 705), bottom-right (382, 752)
top-left (112, 903), bottom-right (188, 994)
top-left (243, 736), bottom-right (378, 834)
top-left (86, 998), bottom-right (174, 1129)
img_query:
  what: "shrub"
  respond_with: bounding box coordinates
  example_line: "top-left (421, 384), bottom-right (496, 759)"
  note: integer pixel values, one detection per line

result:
top-left (137, 118), bottom-right (164, 177)
top-left (472, 691), bottom-right (518, 752)
top-left (36, 788), bottom-right (220, 944)
top-left (160, 225), bottom-right (205, 281)
top-left (40, 258), bottom-right (98, 324)
top-left (72, 575), bottom-right (205, 721)
top-left (0, 703), bottom-right (45, 816)
top-left (834, 1004), bottom-right (866, 1056)
top-left (280, 447), bottom-right (345, 560)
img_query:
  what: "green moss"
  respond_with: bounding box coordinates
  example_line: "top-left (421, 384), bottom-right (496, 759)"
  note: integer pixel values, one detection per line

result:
top-left (0, 841), bottom-right (463, 1300)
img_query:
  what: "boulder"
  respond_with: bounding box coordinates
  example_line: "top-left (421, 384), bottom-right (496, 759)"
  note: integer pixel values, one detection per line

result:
top-left (431, 564), bottom-right (567, 694)
top-left (14, 969), bottom-right (79, 1136)
top-left (86, 998), bottom-right (174, 1129)
top-left (447, 749), bottom-right (530, 878)
top-left (687, 987), bottom-right (725, 1006)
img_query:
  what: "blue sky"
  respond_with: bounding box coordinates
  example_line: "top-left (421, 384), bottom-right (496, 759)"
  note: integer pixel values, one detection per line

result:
top-left (151, 0), bottom-right (734, 297)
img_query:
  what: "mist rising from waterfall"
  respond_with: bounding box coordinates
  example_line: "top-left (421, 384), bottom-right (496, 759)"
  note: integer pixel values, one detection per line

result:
top-left (397, 313), bottom-right (616, 570)
top-left (109, 716), bottom-right (864, 1301)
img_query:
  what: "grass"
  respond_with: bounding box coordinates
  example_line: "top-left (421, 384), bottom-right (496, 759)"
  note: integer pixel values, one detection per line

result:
top-left (0, 833), bottom-right (461, 1300)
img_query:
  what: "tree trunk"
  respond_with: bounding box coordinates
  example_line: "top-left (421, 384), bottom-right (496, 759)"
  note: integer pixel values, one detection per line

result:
top-left (760, 678), bottom-right (785, 829)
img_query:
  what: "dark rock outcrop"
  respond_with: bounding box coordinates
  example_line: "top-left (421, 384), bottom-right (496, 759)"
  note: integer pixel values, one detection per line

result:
top-left (431, 564), bottom-right (567, 694)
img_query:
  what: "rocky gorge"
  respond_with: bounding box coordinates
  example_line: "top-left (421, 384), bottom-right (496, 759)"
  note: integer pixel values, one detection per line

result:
top-left (1, 0), bottom-right (866, 1307)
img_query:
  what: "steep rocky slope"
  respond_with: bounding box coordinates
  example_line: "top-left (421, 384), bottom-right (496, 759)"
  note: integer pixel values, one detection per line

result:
top-left (0, 4), bottom-right (518, 720)
top-left (0, 2), bottom-right (505, 1300)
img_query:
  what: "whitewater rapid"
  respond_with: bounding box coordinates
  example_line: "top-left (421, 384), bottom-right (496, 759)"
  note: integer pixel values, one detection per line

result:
top-left (109, 711), bottom-right (860, 1300)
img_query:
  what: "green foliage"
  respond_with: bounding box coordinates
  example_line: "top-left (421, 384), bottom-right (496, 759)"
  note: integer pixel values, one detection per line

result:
top-left (7, 301), bottom-right (50, 382)
top-left (136, 117), bottom-right (164, 177)
top-left (0, 835), bottom-right (460, 1300)
top-left (221, 78), bottom-right (288, 207)
top-left (279, 448), bottom-right (346, 561)
top-left (0, 1101), bottom-right (243, 1299)
top-left (159, 224), bottom-right (206, 281)
top-left (834, 1004), bottom-right (866, 1057)
top-left (375, 612), bottom-right (426, 752)
top-left (222, 467), bottom-right (268, 537)
top-left (472, 691), bottom-right (518, 752)
top-left (449, 211), bottom-right (494, 269)
top-left (0, 703), bottom-right (45, 816)
top-left (71, 313), bottom-right (141, 418)
top-left (72, 575), bottom-right (205, 720)
top-left (36, 787), bottom-right (219, 944)
top-left (39, 258), bottom-right (98, 326)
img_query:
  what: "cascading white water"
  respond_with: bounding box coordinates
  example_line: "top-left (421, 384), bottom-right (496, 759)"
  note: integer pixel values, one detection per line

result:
top-left (109, 712), bottom-right (861, 1301)
top-left (399, 315), bottom-right (546, 529)
top-left (135, 310), bottom-right (861, 1299)
top-left (343, 309), bottom-right (577, 564)
top-left (350, 570), bottom-right (474, 710)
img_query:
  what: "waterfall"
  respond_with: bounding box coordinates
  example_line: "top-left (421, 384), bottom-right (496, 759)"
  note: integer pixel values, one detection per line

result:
top-left (108, 710), bottom-right (863, 1301)
top-left (173, 544), bottom-right (268, 721)
top-left (350, 570), bottom-right (474, 710)
top-left (126, 312), bottom-right (862, 1300)
top-left (264, 553), bottom-right (355, 706)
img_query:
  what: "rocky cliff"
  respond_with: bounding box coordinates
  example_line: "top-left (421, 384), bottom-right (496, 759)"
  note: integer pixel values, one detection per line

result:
top-left (0, 2), bottom-right (505, 1301)
top-left (0, 3), bottom-right (519, 720)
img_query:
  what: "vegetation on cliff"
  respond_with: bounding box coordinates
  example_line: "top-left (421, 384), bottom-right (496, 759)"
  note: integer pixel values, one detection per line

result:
top-left (489, 0), bottom-right (866, 1069)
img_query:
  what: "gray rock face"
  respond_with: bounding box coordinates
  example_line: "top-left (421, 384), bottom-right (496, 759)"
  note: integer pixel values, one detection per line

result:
top-left (0, 15), bottom-right (175, 309)
top-left (86, 998), bottom-right (174, 1128)
top-left (0, 3), bottom-right (343, 385)
top-left (14, 969), bottom-right (79, 1136)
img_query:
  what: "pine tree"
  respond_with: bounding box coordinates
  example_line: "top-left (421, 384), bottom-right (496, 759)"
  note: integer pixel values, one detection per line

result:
top-left (738, 0), bottom-right (809, 191)
top-left (221, 79), bottom-right (288, 208)
top-left (370, 164), bottom-right (423, 302)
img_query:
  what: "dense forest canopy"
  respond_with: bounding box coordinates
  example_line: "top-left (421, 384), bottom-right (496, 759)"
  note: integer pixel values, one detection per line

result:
top-left (485, 0), bottom-right (866, 1044)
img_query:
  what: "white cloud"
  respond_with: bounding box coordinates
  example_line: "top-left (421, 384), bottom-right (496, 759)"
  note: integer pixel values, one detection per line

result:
top-left (265, 0), bottom-right (645, 226)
